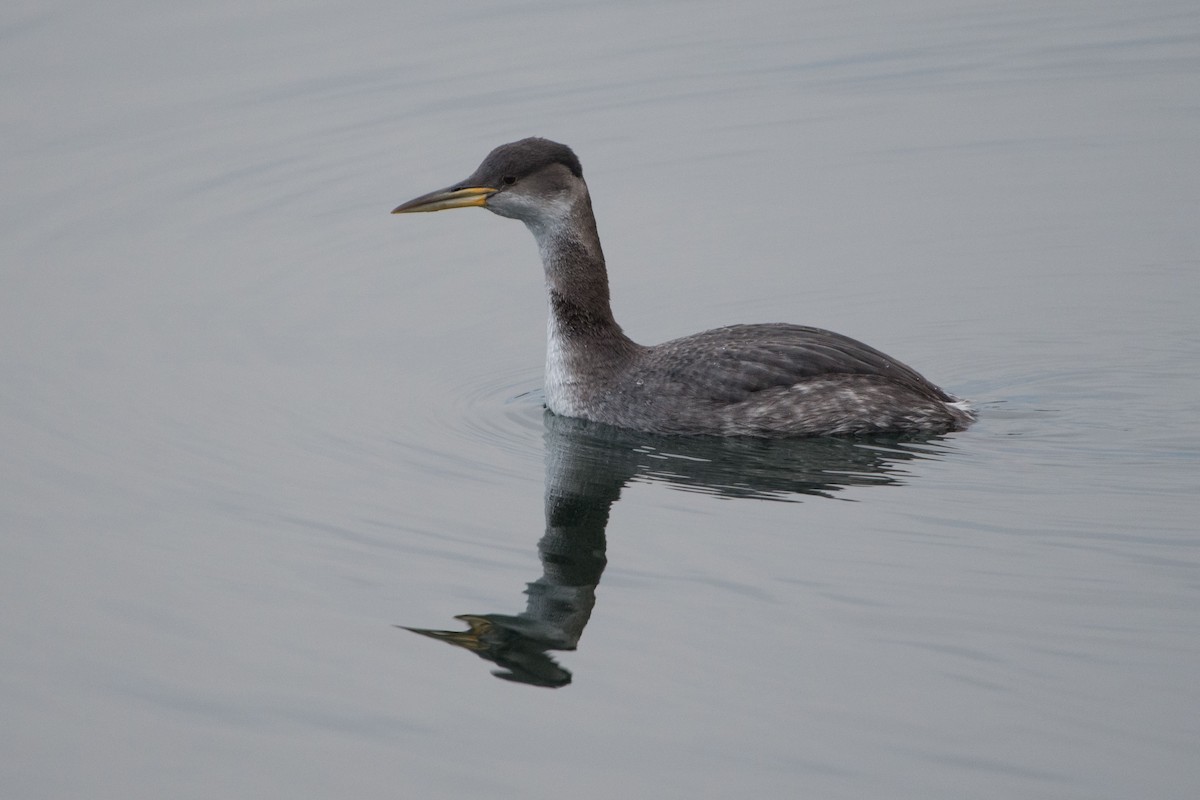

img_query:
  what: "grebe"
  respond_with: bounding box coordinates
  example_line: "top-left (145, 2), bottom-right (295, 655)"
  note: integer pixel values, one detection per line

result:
top-left (392, 138), bottom-right (973, 437)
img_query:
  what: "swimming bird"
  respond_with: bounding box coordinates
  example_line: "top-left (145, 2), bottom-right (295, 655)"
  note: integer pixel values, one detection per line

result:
top-left (392, 138), bottom-right (973, 437)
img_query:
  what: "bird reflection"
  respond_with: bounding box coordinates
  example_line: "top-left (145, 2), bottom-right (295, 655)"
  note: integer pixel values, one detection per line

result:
top-left (400, 413), bottom-right (953, 687)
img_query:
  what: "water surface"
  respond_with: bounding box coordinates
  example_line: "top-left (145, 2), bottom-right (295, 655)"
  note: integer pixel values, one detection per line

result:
top-left (2, 2), bottom-right (1198, 798)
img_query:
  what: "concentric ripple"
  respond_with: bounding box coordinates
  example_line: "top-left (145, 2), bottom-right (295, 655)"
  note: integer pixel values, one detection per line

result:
top-left (388, 358), bottom-right (548, 487)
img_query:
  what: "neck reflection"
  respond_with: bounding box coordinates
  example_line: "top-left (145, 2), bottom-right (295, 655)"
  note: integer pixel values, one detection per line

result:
top-left (400, 414), bottom-right (955, 687)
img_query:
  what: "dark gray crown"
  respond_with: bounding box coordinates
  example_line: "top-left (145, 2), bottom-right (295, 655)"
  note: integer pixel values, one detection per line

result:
top-left (475, 138), bottom-right (583, 182)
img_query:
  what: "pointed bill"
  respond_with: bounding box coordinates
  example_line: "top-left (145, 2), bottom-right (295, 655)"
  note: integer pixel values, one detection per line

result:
top-left (391, 185), bottom-right (496, 214)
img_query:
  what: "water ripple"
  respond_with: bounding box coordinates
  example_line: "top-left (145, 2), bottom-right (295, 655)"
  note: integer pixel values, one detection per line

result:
top-left (390, 361), bottom-right (546, 486)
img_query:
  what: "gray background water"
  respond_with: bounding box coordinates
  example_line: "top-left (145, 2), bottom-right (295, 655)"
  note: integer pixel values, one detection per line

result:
top-left (3, 1), bottom-right (1198, 798)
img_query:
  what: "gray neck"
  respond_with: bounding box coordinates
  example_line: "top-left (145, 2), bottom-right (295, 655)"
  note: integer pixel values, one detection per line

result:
top-left (528, 196), bottom-right (611, 320)
top-left (523, 193), bottom-right (638, 415)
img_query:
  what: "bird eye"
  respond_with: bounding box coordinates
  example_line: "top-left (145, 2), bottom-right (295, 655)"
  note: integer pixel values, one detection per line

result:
top-left (502, 176), bottom-right (517, 185)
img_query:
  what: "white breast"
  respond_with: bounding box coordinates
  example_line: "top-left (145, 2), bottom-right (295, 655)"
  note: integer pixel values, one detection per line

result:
top-left (544, 309), bottom-right (585, 417)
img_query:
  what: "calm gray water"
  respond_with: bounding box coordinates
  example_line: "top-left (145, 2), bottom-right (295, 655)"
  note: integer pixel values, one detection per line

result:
top-left (3, 1), bottom-right (1198, 798)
